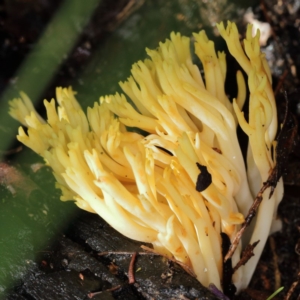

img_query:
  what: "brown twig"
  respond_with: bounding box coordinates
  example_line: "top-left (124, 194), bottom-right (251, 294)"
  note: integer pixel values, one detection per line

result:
top-left (0, 145), bottom-right (23, 156)
top-left (98, 246), bottom-right (196, 284)
top-left (224, 183), bottom-right (269, 262)
top-left (128, 252), bottom-right (137, 284)
top-left (106, 0), bottom-right (145, 31)
top-left (232, 241), bottom-right (260, 273)
top-left (87, 285), bottom-right (122, 298)
top-left (284, 271), bottom-right (300, 300)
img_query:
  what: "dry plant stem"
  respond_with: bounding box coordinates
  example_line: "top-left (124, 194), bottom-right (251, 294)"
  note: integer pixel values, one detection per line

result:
top-left (106, 0), bottom-right (145, 31)
top-left (232, 241), bottom-right (260, 274)
top-left (87, 285), bottom-right (122, 298)
top-left (128, 252), bottom-right (138, 284)
top-left (0, 145), bottom-right (23, 155)
top-left (224, 183), bottom-right (269, 262)
top-left (141, 245), bottom-right (196, 277)
top-left (284, 271), bottom-right (300, 300)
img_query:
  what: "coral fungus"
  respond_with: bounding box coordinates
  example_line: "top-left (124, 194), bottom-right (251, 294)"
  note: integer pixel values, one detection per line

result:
top-left (9, 21), bottom-right (283, 292)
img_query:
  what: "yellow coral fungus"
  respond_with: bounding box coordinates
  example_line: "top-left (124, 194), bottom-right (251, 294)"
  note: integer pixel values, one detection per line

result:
top-left (9, 22), bottom-right (283, 293)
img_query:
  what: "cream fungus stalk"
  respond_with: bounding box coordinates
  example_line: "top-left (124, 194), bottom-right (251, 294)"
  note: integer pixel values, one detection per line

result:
top-left (9, 22), bottom-right (283, 293)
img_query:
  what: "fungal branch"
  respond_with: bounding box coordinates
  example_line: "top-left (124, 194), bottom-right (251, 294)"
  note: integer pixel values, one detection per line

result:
top-left (218, 21), bottom-right (284, 289)
top-left (9, 21), bottom-right (283, 294)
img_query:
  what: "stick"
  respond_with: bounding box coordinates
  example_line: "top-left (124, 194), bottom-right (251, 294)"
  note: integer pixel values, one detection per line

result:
top-left (87, 285), bottom-right (122, 298)
top-left (128, 252), bottom-right (138, 284)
